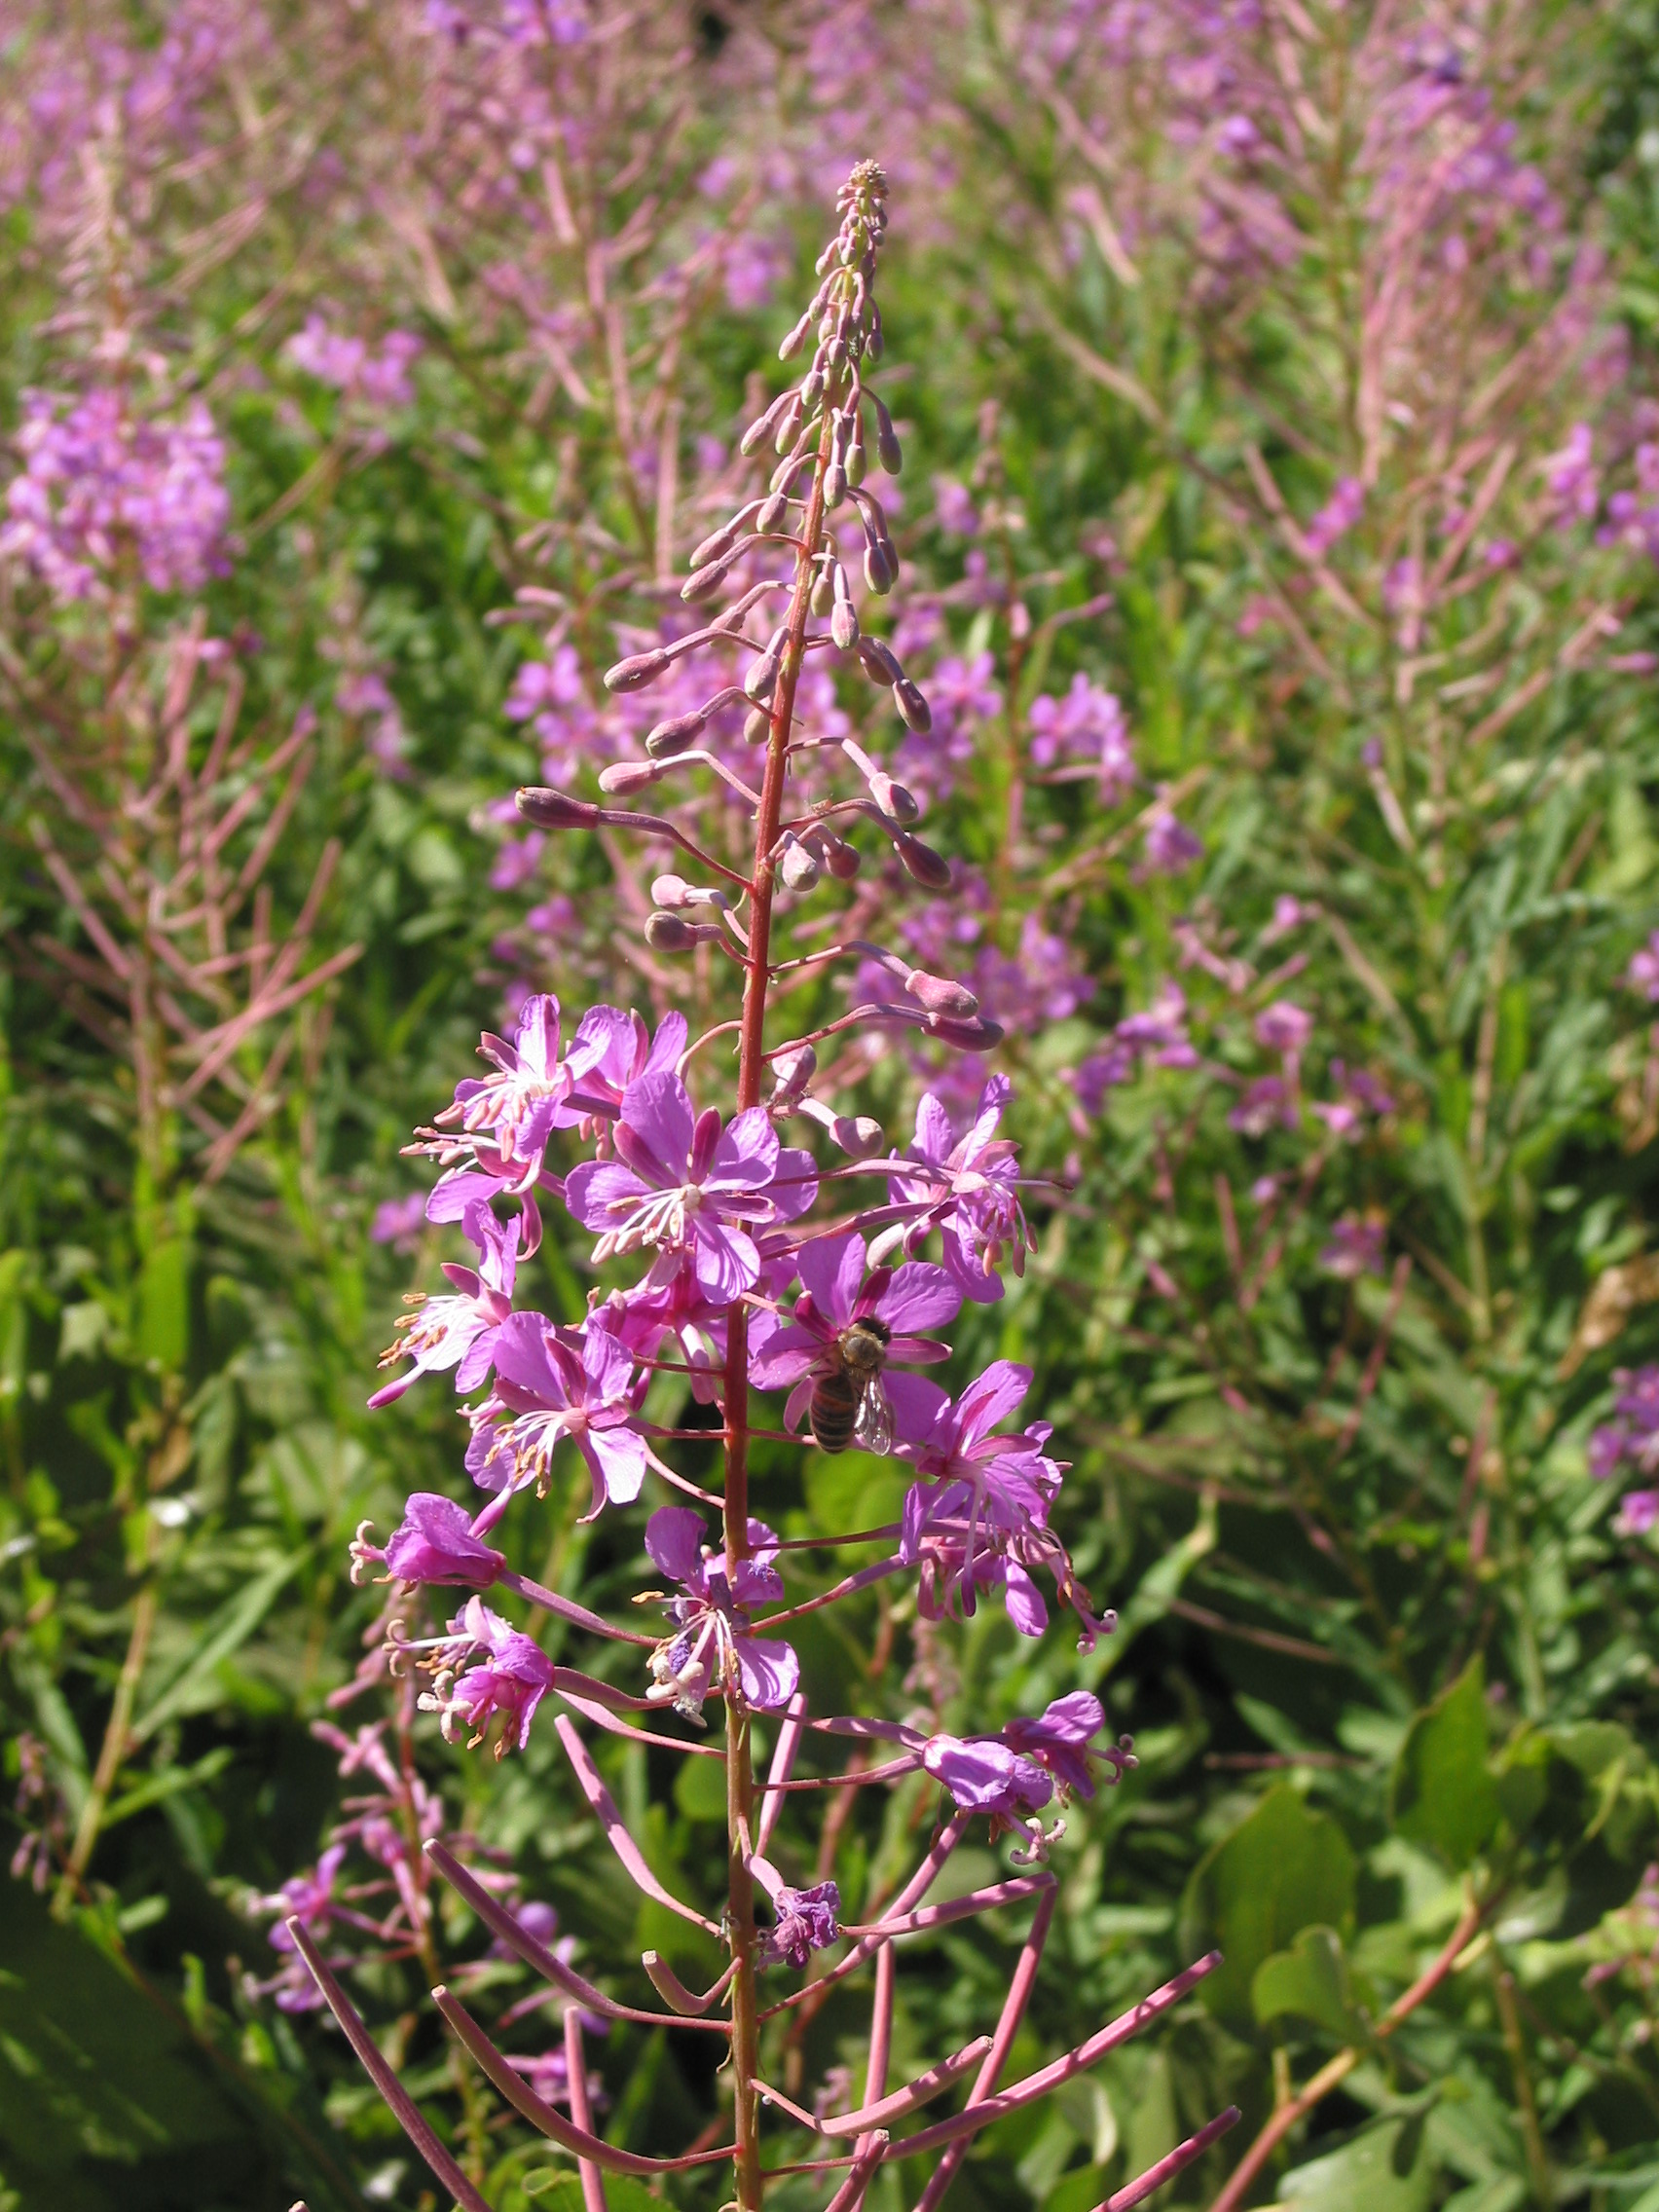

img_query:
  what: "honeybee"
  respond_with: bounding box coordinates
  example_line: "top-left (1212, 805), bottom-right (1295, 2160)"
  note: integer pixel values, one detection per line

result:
top-left (809, 1316), bottom-right (894, 1456)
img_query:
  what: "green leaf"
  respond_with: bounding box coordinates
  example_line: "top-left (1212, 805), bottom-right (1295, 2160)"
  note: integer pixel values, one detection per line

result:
top-left (129, 1548), bottom-right (307, 1746)
top-left (1252, 1926), bottom-right (1361, 2040)
top-left (1177, 1788), bottom-right (1355, 2032)
top-left (1279, 2116), bottom-right (1437, 2211)
top-left (1389, 1661), bottom-right (1499, 1868)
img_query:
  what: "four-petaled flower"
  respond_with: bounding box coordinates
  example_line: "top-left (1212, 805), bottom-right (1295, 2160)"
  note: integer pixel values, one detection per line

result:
top-left (892, 1363), bottom-right (1112, 1649)
top-left (762, 1880), bottom-right (841, 1969)
top-left (351, 1491), bottom-right (506, 1590)
top-left (369, 1198), bottom-right (518, 1407)
top-left (566, 1070), bottom-right (816, 1299)
top-left (418, 1597), bottom-right (557, 1756)
top-left (467, 1312), bottom-right (649, 1522)
top-left (749, 1231), bottom-right (961, 1433)
top-left (644, 1506), bottom-right (799, 1715)
top-left (877, 1075), bottom-right (1033, 1304)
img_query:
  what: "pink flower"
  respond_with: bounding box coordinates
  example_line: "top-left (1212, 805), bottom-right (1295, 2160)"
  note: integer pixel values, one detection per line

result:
top-left (891, 1362), bottom-right (1111, 1648)
top-left (566, 1070), bottom-right (817, 1300)
top-left (879, 1075), bottom-right (1034, 1305)
top-left (749, 1231), bottom-right (960, 1433)
top-left (420, 1597), bottom-right (557, 1756)
top-left (1628, 933), bottom-right (1659, 1002)
top-left (466, 1312), bottom-right (649, 1521)
top-left (1254, 1000), bottom-right (1312, 1053)
top-left (351, 1493), bottom-right (506, 1591)
top-left (644, 1507), bottom-right (798, 1714)
top-left (369, 1198), bottom-right (518, 1406)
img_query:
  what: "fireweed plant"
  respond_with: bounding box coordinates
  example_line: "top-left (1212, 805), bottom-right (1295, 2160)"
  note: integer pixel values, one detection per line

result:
top-left (282, 168), bottom-right (1239, 2212)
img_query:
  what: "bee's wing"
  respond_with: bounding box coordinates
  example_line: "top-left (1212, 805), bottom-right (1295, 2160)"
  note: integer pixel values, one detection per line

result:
top-left (854, 1377), bottom-right (894, 1456)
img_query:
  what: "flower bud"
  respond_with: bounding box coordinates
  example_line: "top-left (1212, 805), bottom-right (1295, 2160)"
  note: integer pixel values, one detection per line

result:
top-left (604, 646), bottom-right (671, 693)
top-left (870, 772), bottom-right (918, 823)
top-left (773, 392), bottom-right (804, 455)
top-left (645, 708), bottom-right (706, 758)
top-left (868, 304), bottom-right (884, 361)
top-left (832, 1114), bottom-right (885, 1159)
top-left (857, 635), bottom-right (902, 685)
top-left (682, 546), bottom-right (744, 602)
top-left (809, 563), bottom-right (835, 616)
top-left (904, 969), bottom-right (979, 1018)
top-left (778, 834), bottom-right (820, 891)
top-left (770, 1044), bottom-right (817, 1100)
top-left (517, 786), bottom-right (603, 830)
top-left (830, 595), bottom-right (859, 650)
top-left (927, 1013), bottom-right (1005, 1051)
top-left (652, 874), bottom-right (727, 910)
top-left (644, 910), bottom-right (701, 951)
top-left (864, 539), bottom-right (895, 594)
top-left (744, 704), bottom-right (772, 744)
top-left (824, 457), bottom-right (847, 508)
top-left (801, 365), bottom-right (827, 414)
top-left (846, 416), bottom-right (867, 487)
top-left (894, 678), bottom-right (933, 734)
top-left (779, 310), bottom-right (813, 360)
top-left (689, 508), bottom-right (753, 570)
top-left (740, 388), bottom-right (792, 457)
top-left (756, 490), bottom-right (791, 534)
top-left (874, 394), bottom-right (902, 474)
top-left (894, 832), bottom-right (952, 890)
top-left (744, 626), bottom-right (787, 703)
top-left (821, 832), bottom-right (861, 880)
top-left (599, 758), bottom-right (669, 795)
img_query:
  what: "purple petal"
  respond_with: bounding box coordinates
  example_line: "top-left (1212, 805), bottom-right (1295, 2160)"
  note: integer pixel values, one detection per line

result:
top-left (876, 1261), bottom-right (961, 1334)
top-left (912, 1092), bottom-right (953, 1165)
top-left (491, 1310), bottom-right (570, 1406)
top-left (767, 1146), bottom-right (820, 1222)
top-left (580, 1319), bottom-right (635, 1402)
top-left (707, 1106), bottom-right (780, 1194)
top-left (428, 1168), bottom-right (510, 1222)
top-left (795, 1233), bottom-right (866, 1325)
top-left (584, 1426), bottom-right (648, 1511)
top-left (645, 1505), bottom-right (707, 1585)
top-left (515, 995), bottom-right (562, 1079)
top-left (887, 1372), bottom-right (952, 1447)
top-left (620, 1070), bottom-right (696, 1179)
top-left (748, 1325), bottom-right (823, 1390)
top-left (1002, 1561), bottom-right (1049, 1638)
top-left (564, 1158), bottom-right (648, 1232)
top-left (644, 1011), bottom-right (689, 1077)
top-left (922, 1734), bottom-right (1021, 1811)
top-left (692, 1219), bottom-right (760, 1301)
top-left (954, 1361), bottom-right (1034, 1447)
top-left (735, 1635), bottom-right (799, 1710)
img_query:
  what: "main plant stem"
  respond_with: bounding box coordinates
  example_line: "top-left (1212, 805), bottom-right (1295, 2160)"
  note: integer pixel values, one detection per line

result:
top-left (722, 393), bottom-right (839, 2212)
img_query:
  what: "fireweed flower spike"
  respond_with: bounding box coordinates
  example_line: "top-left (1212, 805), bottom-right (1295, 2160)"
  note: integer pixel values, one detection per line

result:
top-left (307, 166), bottom-right (1235, 2212)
